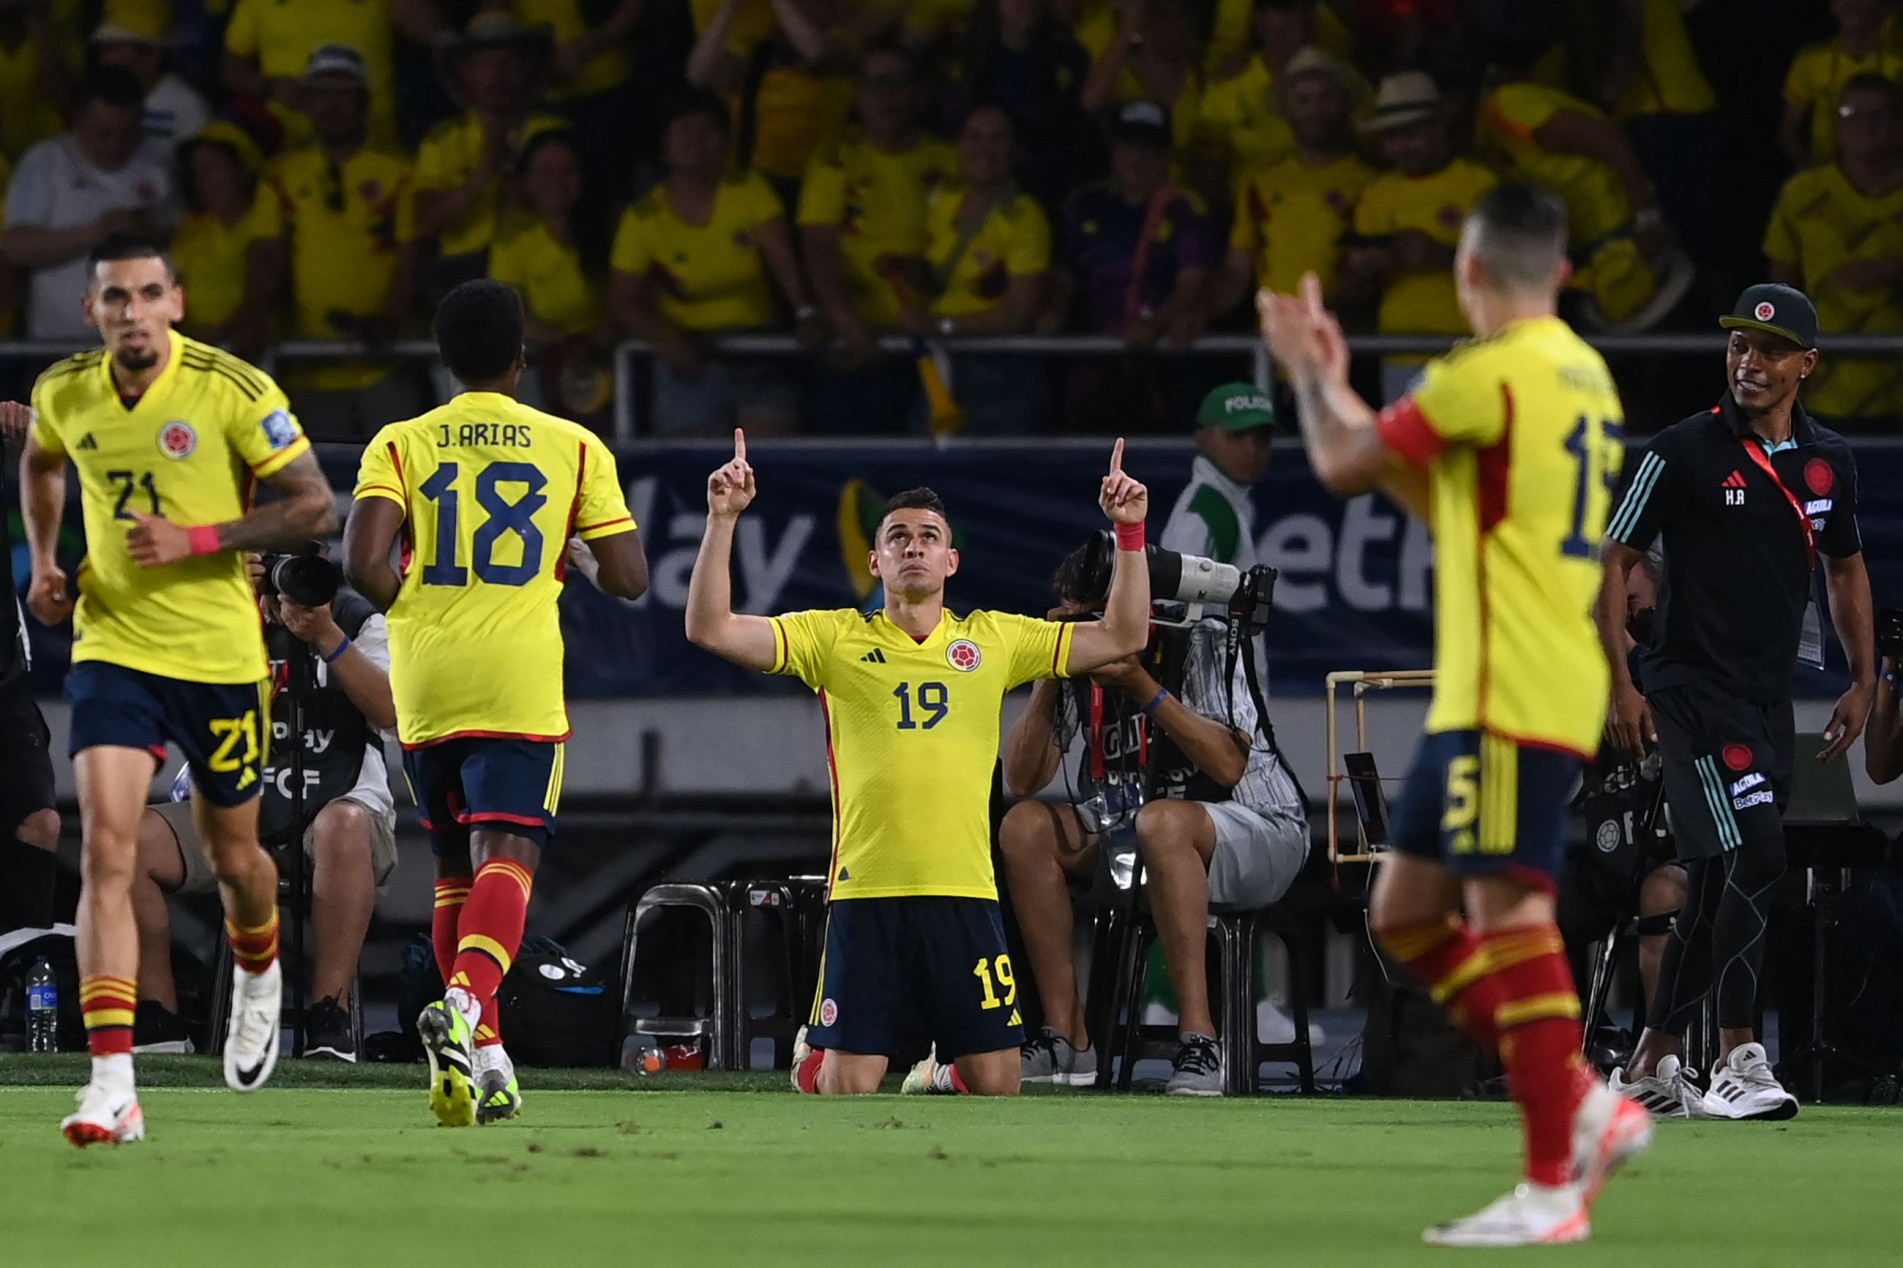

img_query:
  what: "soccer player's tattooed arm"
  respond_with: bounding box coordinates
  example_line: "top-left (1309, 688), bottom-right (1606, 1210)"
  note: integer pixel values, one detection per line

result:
top-left (126, 450), bottom-right (340, 567)
top-left (1064, 439), bottom-right (1153, 674)
top-left (685, 429), bottom-right (781, 671)
top-left (343, 496), bottom-right (406, 612)
top-left (1256, 275), bottom-right (1427, 518)
top-left (13, 416), bottom-right (74, 627)
top-left (1596, 539), bottom-right (1654, 758)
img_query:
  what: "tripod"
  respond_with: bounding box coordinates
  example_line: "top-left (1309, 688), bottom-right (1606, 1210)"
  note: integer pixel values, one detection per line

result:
top-left (279, 637), bottom-right (315, 1057)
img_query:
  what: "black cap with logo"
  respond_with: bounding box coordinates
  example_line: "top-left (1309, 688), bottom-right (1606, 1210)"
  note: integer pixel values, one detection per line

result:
top-left (1718, 283), bottom-right (1819, 350)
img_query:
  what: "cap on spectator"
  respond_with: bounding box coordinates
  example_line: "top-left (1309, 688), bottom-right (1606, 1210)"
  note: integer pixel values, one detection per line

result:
top-left (1282, 45), bottom-right (1355, 90)
top-left (1112, 101), bottom-right (1173, 148)
top-left (1719, 284), bottom-right (1819, 350)
top-left (1197, 383), bottom-right (1278, 433)
top-left (303, 43), bottom-right (371, 87)
top-left (1365, 72), bottom-right (1441, 132)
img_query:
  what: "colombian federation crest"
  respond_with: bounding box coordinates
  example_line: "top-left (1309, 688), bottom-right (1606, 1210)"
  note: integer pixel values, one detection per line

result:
top-left (946, 639), bottom-right (982, 672)
top-left (157, 420), bottom-right (196, 459)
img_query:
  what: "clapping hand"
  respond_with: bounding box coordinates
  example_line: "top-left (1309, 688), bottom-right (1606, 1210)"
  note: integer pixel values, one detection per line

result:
top-left (707, 428), bottom-right (756, 518)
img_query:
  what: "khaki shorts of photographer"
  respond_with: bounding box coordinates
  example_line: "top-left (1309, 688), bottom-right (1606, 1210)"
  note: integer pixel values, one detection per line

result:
top-left (151, 797), bottom-right (398, 896)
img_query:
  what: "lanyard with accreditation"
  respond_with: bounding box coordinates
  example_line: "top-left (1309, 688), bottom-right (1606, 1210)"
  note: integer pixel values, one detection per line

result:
top-left (1740, 435), bottom-right (1826, 669)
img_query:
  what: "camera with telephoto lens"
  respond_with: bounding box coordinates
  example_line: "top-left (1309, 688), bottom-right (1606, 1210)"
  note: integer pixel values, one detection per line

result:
top-left (259, 550), bottom-right (341, 608)
top-left (1879, 608), bottom-right (1903, 661)
top-left (1077, 530), bottom-right (1277, 632)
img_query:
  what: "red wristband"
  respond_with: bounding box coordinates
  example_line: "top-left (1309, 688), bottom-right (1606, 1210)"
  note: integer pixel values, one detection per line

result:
top-left (1115, 522), bottom-right (1145, 551)
top-left (187, 525), bottom-right (222, 556)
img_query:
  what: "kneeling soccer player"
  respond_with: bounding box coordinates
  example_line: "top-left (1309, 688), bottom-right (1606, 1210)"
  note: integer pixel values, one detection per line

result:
top-left (1259, 183), bottom-right (1653, 1246)
top-left (344, 281), bottom-right (648, 1124)
top-left (687, 430), bottom-right (1150, 1094)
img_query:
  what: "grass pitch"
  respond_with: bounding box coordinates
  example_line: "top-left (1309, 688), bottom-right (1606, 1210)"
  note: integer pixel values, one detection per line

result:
top-left (2, 1058), bottom-right (1898, 1266)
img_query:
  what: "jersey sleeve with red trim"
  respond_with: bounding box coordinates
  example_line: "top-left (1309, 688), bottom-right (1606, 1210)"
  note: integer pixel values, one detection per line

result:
top-left (354, 423), bottom-right (407, 506)
top-left (574, 435), bottom-right (636, 541)
top-left (1376, 344), bottom-right (1509, 465)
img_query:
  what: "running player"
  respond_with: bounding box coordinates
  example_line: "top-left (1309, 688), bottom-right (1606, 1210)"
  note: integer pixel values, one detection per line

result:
top-left (685, 430), bottom-right (1150, 1096)
top-left (1258, 183), bottom-right (1651, 1247)
top-left (343, 280), bottom-right (647, 1126)
top-left (10, 235), bottom-right (338, 1145)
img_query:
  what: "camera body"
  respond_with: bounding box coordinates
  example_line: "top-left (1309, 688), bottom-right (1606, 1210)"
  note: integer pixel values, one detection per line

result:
top-left (259, 551), bottom-right (342, 608)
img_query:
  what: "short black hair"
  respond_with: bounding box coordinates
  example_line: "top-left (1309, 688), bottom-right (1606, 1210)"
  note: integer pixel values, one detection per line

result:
top-left (1466, 181), bottom-right (1569, 292)
top-left (663, 88), bottom-right (731, 135)
top-left (879, 488), bottom-right (951, 533)
top-left (88, 233), bottom-right (175, 281)
top-left (1052, 543), bottom-right (1102, 606)
top-left (76, 65), bottom-right (146, 113)
top-left (1841, 71), bottom-right (1903, 108)
top-left (434, 280), bottom-right (525, 384)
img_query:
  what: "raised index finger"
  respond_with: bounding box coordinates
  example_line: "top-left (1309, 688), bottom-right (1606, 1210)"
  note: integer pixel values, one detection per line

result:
top-left (1109, 437), bottom-right (1124, 475)
top-left (733, 428), bottom-right (747, 463)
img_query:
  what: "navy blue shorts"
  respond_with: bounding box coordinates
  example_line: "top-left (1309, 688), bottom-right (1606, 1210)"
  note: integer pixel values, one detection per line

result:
top-left (401, 737), bottom-right (564, 852)
top-left (66, 661), bottom-right (270, 807)
top-left (1391, 729), bottom-right (1584, 892)
top-left (806, 896), bottom-right (1024, 1061)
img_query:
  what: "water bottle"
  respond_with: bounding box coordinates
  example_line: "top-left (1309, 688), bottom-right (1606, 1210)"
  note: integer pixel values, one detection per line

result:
top-left (27, 957), bottom-right (58, 1053)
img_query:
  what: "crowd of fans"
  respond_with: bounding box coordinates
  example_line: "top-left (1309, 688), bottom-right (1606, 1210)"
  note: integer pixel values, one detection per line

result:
top-left (0, 0), bottom-right (1900, 437)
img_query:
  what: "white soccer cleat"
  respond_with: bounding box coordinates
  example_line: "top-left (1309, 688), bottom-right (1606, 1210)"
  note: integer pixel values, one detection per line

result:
top-left (224, 960), bottom-right (283, 1093)
top-left (1610, 1055), bottom-right (1710, 1119)
top-left (790, 1025), bottom-right (813, 1093)
top-left (1571, 1080), bottom-right (1653, 1206)
top-left (1422, 1182), bottom-right (1590, 1248)
top-left (61, 1082), bottom-right (145, 1147)
top-left (899, 1047), bottom-right (940, 1095)
top-left (1701, 1042), bottom-right (1798, 1121)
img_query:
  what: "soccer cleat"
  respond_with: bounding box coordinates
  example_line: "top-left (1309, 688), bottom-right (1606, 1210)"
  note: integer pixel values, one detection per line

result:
top-left (61, 1082), bottom-right (145, 1147)
top-left (900, 1048), bottom-right (943, 1095)
top-left (1571, 1081), bottom-right (1654, 1206)
top-left (418, 999), bottom-right (478, 1127)
top-left (475, 1059), bottom-right (523, 1124)
top-left (223, 960), bottom-right (282, 1093)
top-left (1610, 1055), bottom-right (1710, 1119)
top-left (1165, 1033), bottom-right (1223, 1097)
top-left (791, 1025), bottom-right (813, 1092)
top-left (1020, 1027), bottom-right (1097, 1087)
top-left (1701, 1042), bottom-right (1799, 1121)
top-left (1422, 1182), bottom-right (1590, 1248)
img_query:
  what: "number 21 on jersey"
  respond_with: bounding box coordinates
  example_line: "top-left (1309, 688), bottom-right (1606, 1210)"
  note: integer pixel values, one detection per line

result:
top-left (417, 460), bottom-right (548, 586)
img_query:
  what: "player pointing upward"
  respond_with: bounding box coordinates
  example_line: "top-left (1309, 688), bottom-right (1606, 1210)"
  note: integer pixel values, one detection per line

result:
top-left (345, 281), bottom-right (648, 1126)
top-left (9, 235), bottom-right (338, 1144)
top-left (687, 431), bottom-right (1149, 1095)
top-left (1260, 183), bottom-right (1651, 1247)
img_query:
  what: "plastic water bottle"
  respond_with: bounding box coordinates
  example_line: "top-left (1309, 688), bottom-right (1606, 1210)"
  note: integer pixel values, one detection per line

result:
top-left (27, 957), bottom-right (58, 1053)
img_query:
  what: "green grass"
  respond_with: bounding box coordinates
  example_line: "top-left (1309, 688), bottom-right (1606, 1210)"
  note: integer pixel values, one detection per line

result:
top-left (2, 1059), bottom-right (1899, 1266)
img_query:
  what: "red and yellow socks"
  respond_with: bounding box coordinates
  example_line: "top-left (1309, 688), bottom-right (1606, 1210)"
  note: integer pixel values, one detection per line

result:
top-left (1481, 925), bottom-right (1587, 1188)
top-left (80, 976), bottom-right (137, 1058)
top-left (225, 910), bottom-right (280, 976)
top-left (432, 877), bottom-right (470, 986)
top-left (446, 859), bottom-right (533, 1015)
top-left (1379, 914), bottom-right (1504, 1053)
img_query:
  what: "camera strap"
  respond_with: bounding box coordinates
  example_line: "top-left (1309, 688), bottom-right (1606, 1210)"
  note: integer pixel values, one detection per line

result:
top-left (1088, 682), bottom-right (1146, 782)
top-left (1739, 438), bottom-right (1826, 668)
top-left (1739, 437), bottom-right (1816, 569)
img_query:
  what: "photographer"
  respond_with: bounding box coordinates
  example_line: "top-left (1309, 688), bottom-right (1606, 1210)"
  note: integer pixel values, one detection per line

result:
top-left (0, 403), bottom-right (60, 936)
top-left (129, 551), bottom-right (398, 1061)
top-left (1863, 609), bottom-right (1903, 785)
top-left (999, 545), bottom-right (1308, 1097)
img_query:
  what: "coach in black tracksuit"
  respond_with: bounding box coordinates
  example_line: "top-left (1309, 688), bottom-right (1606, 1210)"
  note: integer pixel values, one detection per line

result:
top-left (1596, 285), bottom-right (1875, 1120)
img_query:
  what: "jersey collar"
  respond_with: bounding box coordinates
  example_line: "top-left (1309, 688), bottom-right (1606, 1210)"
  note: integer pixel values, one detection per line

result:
top-left (871, 607), bottom-right (949, 647)
top-left (100, 328), bottom-right (185, 413)
top-left (1715, 391), bottom-right (1814, 452)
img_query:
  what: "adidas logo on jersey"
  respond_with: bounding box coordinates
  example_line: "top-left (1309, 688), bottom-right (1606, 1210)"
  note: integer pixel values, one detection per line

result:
top-left (860, 649), bottom-right (887, 663)
top-left (1722, 470), bottom-right (1746, 505)
top-left (77, 433), bottom-right (98, 450)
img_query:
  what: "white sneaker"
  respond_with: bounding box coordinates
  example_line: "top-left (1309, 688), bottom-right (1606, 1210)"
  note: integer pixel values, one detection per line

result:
top-left (1422, 1182), bottom-right (1589, 1248)
top-left (1610, 1055), bottom-right (1710, 1119)
top-left (1571, 1081), bottom-right (1653, 1206)
top-left (61, 1081), bottom-right (145, 1147)
top-left (224, 960), bottom-right (282, 1093)
top-left (1702, 1042), bottom-right (1798, 1121)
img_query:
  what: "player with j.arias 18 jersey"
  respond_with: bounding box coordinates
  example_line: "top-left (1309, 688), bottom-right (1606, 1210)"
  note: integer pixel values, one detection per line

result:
top-left (345, 280), bottom-right (648, 1128)
top-left (687, 430), bottom-right (1152, 1097)
top-left (1260, 183), bottom-right (1650, 1248)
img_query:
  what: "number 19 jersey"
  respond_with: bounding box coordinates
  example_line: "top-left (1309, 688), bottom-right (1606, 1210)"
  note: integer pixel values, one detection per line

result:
top-left (354, 391), bottom-right (635, 748)
top-left (1374, 315), bottom-right (1625, 755)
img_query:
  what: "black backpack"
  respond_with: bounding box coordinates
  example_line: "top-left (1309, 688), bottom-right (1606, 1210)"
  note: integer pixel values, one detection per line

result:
top-left (1357, 938), bottom-right (1492, 1099)
top-left (495, 937), bottom-right (616, 1068)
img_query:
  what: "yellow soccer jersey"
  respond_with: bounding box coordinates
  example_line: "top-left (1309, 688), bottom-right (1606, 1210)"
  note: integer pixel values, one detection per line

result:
top-left (609, 171), bottom-right (786, 332)
top-left (1783, 27), bottom-right (1903, 163)
top-left (414, 111), bottom-right (569, 257)
top-left (354, 392), bottom-right (635, 748)
top-left (223, 0), bottom-right (400, 142)
top-left (798, 132), bottom-right (956, 327)
top-left (770, 608), bottom-right (1074, 900)
top-left (1481, 84), bottom-right (1631, 244)
top-left (1764, 164), bottom-right (1903, 419)
top-left (488, 219), bottom-right (604, 337)
top-left (29, 332), bottom-right (310, 683)
top-left (923, 185), bottom-right (1051, 320)
top-left (1354, 158), bottom-right (1497, 337)
top-left (1373, 316), bottom-right (1624, 755)
top-left (172, 197), bottom-right (273, 334)
top-left (1231, 153), bottom-right (1376, 300)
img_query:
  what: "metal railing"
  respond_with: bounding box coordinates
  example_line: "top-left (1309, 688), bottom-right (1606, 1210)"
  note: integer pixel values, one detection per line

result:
top-left (7, 331), bottom-right (1902, 441)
